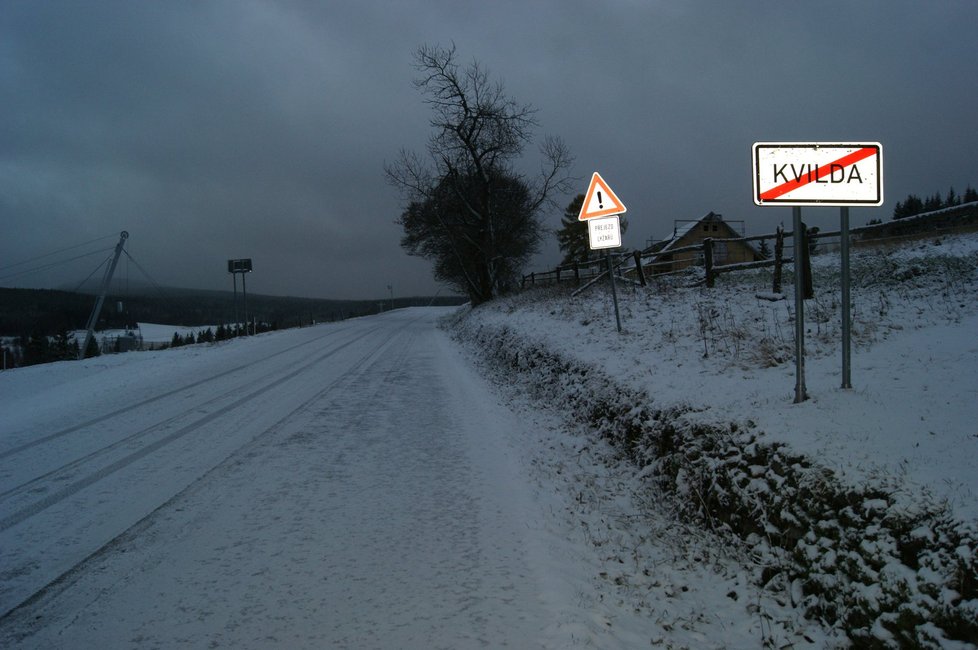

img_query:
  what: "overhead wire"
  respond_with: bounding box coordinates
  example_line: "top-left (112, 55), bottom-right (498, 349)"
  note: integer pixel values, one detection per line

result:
top-left (122, 250), bottom-right (173, 307)
top-left (0, 247), bottom-right (115, 283)
top-left (0, 234), bottom-right (118, 273)
top-left (70, 256), bottom-right (112, 294)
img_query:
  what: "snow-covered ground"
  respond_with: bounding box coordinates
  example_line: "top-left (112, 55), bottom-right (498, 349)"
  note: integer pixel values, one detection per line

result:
top-left (2, 232), bottom-right (975, 648)
top-left (0, 308), bottom-right (821, 648)
top-left (444, 231), bottom-right (978, 648)
top-left (467, 232), bottom-right (978, 522)
top-left (72, 321), bottom-right (215, 347)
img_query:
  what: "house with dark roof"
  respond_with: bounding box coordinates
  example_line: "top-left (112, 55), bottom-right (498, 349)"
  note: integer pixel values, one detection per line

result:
top-left (643, 212), bottom-right (762, 274)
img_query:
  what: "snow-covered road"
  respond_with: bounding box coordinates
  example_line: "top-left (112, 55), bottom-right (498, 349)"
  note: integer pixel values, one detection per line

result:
top-left (0, 308), bottom-right (575, 648)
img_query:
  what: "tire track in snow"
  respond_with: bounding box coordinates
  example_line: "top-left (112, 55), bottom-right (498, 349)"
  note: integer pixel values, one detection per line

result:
top-left (0, 323), bottom-right (358, 461)
top-left (0, 323), bottom-right (365, 504)
top-left (0, 324), bottom-right (385, 533)
top-left (0, 313), bottom-right (423, 624)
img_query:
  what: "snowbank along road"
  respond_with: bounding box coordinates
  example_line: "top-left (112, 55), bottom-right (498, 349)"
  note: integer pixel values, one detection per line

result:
top-left (0, 308), bottom-right (579, 648)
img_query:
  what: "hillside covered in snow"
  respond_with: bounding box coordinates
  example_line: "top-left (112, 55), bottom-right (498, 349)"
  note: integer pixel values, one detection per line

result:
top-left (450, 230), bottom-right (978, 647)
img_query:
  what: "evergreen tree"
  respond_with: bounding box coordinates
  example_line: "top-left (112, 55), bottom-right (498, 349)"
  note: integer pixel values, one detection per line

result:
top-left (893, 199), bottom-right (905, 219)
top-left (906, 194), bottom-right (924, 216)
top-left (171, 332), bottom-right (183, 348)
top-left (83, 334), bottom-right (100, 359)
top-left (555, 193), bottom-right (627, 265)
top-left (964, 186), bottom-right (978, 203)
top-left (894, 194), bottom-right (924, 219)
top-left (556, 194), bottom-right (589, 265)
top-left (53, 328), bottom-right (75, 361)
top-left (25, 331), bottom-right (50, 366)
top-left (924, 193), bottom-right (942, 212)
top-left (945, 186), bottom-right (959, 207)
top-left (757, 239), bottom-right (771, 259)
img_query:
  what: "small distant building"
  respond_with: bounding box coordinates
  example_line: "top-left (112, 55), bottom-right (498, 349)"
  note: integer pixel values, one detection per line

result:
top-left (644, 212), bottom-right (762, 274)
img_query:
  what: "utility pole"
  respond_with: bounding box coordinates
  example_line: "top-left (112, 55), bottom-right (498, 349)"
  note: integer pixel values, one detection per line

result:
top-left (79, 231), bottom-right (128, 360)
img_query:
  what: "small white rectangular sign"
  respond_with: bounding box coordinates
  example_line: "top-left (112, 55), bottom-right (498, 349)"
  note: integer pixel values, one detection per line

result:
top-left (587, 215), bottom-right (621, 250)
top-left (752, 142), bottom-right (883, 206)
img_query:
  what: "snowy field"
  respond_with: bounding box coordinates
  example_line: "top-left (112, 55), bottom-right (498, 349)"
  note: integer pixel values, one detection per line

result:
top-left (446, 231), bottom-right (978, 647)
top-left (465, 232), bottom-right (978, 522)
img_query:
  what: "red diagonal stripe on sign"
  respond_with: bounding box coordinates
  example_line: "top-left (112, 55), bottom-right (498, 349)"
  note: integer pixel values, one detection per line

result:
top-left (759, 146), bottom-right (878, 201)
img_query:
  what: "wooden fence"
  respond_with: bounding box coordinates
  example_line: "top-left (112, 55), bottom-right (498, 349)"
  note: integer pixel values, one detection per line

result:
top-left (521, 202), bottom-right (978, 295)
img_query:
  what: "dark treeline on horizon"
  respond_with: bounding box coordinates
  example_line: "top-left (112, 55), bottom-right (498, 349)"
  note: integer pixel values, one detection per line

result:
top-left (0, 286), bottom-right (466, 342)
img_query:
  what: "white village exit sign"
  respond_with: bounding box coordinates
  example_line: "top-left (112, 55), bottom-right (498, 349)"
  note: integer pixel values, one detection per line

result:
top-left (752, 142), bottom-right (883, 207)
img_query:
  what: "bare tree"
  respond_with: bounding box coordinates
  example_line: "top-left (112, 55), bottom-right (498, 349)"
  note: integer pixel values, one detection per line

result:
top-left (386, 43), bottom-right (573, 304)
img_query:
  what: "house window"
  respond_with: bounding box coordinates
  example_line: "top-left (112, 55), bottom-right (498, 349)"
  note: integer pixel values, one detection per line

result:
top-left (703, 224), bottom-right (709, 232)
top-left (712, 224), bottom-right (719, 232)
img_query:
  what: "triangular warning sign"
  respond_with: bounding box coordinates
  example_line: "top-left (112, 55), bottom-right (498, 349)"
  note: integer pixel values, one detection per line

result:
top-left (578, 172), bottom-right (627, 221)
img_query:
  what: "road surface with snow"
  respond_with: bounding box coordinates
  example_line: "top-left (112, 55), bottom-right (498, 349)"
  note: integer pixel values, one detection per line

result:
top-left (0, 308), bottom-right (578, 648)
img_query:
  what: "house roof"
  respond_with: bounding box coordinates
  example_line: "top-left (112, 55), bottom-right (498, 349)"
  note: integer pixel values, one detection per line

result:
top-left (652, 212), bottom-right (726, 256)
top-left (639, 211), bottom-right (762, 266)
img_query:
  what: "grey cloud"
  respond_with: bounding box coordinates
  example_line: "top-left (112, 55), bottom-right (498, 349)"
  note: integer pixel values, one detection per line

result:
top-left (2, 0), bottom-right (976, 299)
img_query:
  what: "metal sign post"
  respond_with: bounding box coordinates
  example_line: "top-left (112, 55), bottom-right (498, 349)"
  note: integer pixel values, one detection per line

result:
top-left (792, 207), bottom-right (808, 403)
top-left (606, 252), bottom-right (622, 333)
top-left (840, 206), bottom-right (852, 389)
top-left (242, 270), bottom-right (248, 335)
top-left (752, 142), bottom-right (883, 401)
top-left (227, 258), bottom-right (253, 336)
top-left (579, 172), bottom-right (628, 334)
top-left (587, 214), bottom-right (624, 333)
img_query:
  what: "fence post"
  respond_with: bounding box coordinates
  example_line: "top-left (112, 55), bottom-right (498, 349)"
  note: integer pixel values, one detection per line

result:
top-left (773, 226), bottom-right (784, 293)
top-left (633, 250), bottom-right (647, 286)
top-left (703, 237), bottom-right (715, 288)
top-left (573, 262), bottom-right (580, 285)
top-left (556, 266), bottom-right (562, 284)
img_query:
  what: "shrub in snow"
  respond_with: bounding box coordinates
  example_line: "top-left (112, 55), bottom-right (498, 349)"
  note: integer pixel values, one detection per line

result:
top-left (451, 311), bottom-right (978, 648)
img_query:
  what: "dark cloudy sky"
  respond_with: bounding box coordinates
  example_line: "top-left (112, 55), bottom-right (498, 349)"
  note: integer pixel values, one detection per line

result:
top-left (2, 1), bottom-right (976, 300)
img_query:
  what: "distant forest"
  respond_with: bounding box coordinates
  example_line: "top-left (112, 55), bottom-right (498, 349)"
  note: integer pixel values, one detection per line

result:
top-left (893, 185), bottom-right (977, 219)
top-left (0, 286), bottom-right (466, 366)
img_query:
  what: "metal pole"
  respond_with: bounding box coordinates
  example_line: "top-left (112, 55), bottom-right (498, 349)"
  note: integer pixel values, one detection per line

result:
top-left (840, 206), bottom-right (852, 389)
top-left (232, 273), bottom-right (238, 335)
top-left (79, 231), bottom-right (128, 360)
top-left (606, 252), bottom-right (622, 333)
top-left (793, 207), bottom-right (807, 402)
top-left (242, 272), bottom-right (248, 336)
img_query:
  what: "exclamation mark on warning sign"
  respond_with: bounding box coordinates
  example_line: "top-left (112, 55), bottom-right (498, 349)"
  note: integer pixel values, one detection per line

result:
top-left (597, 191), bottom-right (603, 209)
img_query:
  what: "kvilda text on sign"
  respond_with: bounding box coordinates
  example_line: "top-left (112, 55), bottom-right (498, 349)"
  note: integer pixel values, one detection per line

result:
top-left (752, 143), bottom-right (883, 207)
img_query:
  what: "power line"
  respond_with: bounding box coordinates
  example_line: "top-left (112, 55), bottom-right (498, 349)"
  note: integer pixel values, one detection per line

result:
top-left (0, 247), bottom-right (115, 283)
top-left (0, 234), bottom-right (117, 273)
top-left (71, 256), bottom-right (112, 294)
top-left (122, 250), bottom-right (172, 306)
